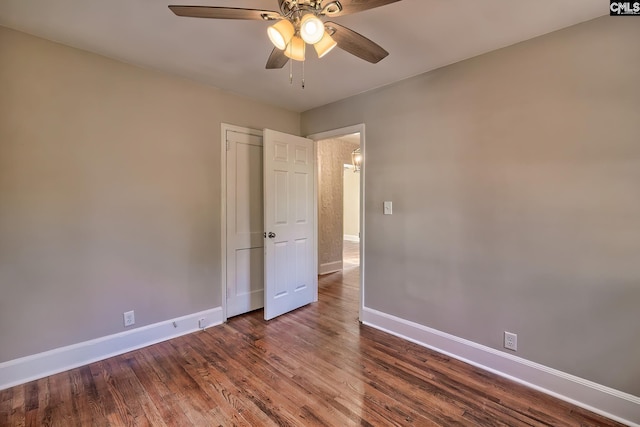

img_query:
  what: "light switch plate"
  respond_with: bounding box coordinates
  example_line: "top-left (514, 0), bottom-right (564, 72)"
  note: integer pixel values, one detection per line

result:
top-left (383, 201), bottom-right (393, 215)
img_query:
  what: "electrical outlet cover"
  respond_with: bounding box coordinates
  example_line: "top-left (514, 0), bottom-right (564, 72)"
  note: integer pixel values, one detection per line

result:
top-left (124, 310), bottom-right (135, 327)
top-left (504, 331), bottom-right (517, 351)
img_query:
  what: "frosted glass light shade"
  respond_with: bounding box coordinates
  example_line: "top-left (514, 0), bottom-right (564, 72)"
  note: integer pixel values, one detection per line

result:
top-left (300, 14), bottom-right (324, 44)
top-left (267, 20), bottom-right (295, 50)
top-left (313, 31), bottom-right (337, 58)
top-left (284, 36), bottom-right (306, 61)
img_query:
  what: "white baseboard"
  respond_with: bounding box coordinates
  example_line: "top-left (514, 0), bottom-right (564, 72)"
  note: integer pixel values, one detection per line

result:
top-left (319, 260), bottom-right (343, 275)
top-left (0, 307), bottom-right (223, 391)
top-left (362, 307), bottom-right (640, 427)
top-left (343, 234), bottom-right (360, 242)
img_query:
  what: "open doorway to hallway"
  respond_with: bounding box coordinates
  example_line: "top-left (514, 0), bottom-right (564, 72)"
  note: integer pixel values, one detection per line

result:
top-left (309, 124), bottom-right (365, 320)
top-left (316, 132), bottom-right (361, 277)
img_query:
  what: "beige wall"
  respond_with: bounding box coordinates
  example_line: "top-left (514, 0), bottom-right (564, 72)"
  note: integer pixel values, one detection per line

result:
top-left (0, 26), bottom-right (299, 362)
top-left (302, 17), bottom-right (640, 397)
top-left (317, 138), bottom-right (359, 271)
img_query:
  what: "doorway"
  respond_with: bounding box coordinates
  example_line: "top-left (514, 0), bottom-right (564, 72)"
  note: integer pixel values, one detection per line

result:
top-left (308, 125), bottom-right (365, 320)
top-left (315, 134), bottom-right (361, 276)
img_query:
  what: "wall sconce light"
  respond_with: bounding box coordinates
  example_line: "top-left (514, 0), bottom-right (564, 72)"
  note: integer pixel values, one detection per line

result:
top-left (351, 147), bottom-right (362, 172)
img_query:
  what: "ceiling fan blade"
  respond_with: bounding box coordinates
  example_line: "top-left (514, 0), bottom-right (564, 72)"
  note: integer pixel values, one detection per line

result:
top-left (327, 0), bottom-right (402, 17)
top-left (168, 6), bottom-right (280, 20)
top-left (266, 48), bottom-right (289, 69)
top-left (325, 22), bottom-right (389, 64)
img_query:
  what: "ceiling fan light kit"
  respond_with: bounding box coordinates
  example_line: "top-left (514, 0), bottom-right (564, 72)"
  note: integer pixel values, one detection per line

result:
top-left (314, 31), bottom-right (337, 58)
top-left (299, 14), bottom-right (325, 44)
top-left (284, 36), bottom-right (306, 61)
top-left (267, 19), bottom-right (295, 50)
top-left (168, 0), bottom-right (401, 80)
top-left (270, 15), bottom-right (330, 60)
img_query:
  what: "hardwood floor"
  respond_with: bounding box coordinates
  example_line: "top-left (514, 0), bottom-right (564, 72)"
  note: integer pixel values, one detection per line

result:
top-left (0, 264), bottom-right (624, 426)
top-left (342, 240), bottom-right (360, 268)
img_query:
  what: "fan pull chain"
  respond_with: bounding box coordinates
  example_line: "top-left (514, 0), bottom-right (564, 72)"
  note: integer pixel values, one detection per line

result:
top-left (302, 59), bottom-right (305, 89)
top-left (289, 58), bottom-right (293, 85)
top-left (288, 41), bottom-right (293, 85)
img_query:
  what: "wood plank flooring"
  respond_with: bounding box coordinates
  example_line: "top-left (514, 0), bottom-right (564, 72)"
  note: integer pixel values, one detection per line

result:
top-left (0, 261), bottom-right (625, 426)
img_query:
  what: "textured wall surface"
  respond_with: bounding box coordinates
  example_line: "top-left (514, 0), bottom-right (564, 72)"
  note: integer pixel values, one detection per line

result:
top-left (302, 17), bottom-right (640, 396)
top-left (317, 138), bottom-right (359, 269)
top-left (0, 26), bottom-right (299, 362)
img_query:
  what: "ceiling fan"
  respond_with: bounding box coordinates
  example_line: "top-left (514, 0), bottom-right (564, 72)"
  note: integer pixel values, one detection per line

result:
top-left (168, 0), bottom-right (402, 69)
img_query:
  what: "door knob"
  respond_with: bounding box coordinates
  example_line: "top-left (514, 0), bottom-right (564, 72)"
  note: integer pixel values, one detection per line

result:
top-left (268, 232), bottom-right (276, 238)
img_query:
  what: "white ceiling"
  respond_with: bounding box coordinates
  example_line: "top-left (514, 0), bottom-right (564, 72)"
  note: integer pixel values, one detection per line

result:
top-left (0, 0), bottom-right (606, 112)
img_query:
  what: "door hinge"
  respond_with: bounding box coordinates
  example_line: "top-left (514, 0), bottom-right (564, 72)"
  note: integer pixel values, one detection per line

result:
top-left (226, 140), bottom-right (230, 151)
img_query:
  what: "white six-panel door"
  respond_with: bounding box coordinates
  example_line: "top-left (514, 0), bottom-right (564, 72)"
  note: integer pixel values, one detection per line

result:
top-left (226, 129), bottom-right (264, 317)
top-left (263, 129), bottom-right (317, 320)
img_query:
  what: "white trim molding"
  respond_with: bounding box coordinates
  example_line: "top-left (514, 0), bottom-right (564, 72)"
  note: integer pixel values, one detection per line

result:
top-left (319, 260), bottom-right (343, 275)
top-left (0, 307), bottom-right (223, 391)
top-left (343, 234), bottom-right (360, 242)
top-left (362, 307), bottom-right (640, 427)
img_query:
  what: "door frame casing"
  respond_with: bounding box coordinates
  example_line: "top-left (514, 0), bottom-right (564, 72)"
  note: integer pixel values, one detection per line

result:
top-left (220, 123), bottom-right (264, 323)
top-left (307, 124), bottom-right (365, 321)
